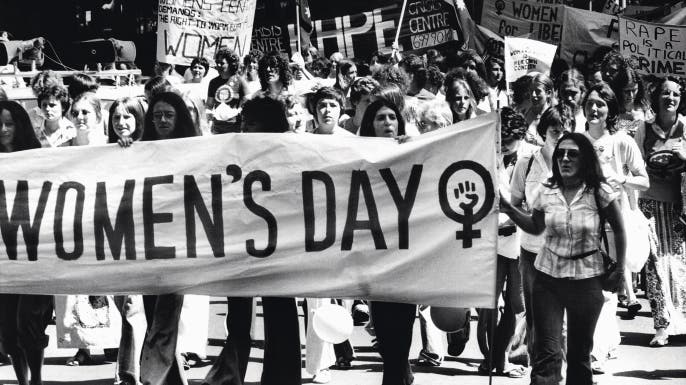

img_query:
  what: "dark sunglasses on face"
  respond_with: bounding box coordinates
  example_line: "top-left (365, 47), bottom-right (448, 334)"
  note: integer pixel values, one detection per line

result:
top-left (554, 148), bottom-right (580, 160)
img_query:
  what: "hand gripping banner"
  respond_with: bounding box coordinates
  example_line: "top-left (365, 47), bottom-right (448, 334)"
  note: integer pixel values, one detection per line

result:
top-left (0, 113), bottom-right (499, 308)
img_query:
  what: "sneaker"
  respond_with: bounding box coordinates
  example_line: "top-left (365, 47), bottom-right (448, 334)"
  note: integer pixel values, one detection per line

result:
top-left (313, 369), bottom-right (331, 384)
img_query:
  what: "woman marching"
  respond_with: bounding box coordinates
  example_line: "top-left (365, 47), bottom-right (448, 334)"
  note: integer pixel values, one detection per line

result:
top-left (501, 132), bottom-right (626, 385)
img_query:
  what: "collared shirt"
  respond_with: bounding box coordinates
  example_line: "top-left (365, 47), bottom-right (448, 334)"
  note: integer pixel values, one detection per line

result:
top-left (510, 149), bottom-right (550, 253)
top-left (532, 183), bottom-right (617, 279)
top-left (35, 117), bottom-right (76, 148)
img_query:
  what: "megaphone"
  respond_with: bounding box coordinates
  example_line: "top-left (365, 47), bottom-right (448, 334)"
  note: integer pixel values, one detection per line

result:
top-left (0, 38), bottom-right (44, 67)
top-left (71, 38), bottom-right (136, 65)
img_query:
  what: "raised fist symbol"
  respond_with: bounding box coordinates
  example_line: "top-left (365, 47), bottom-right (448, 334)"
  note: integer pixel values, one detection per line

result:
top-left (454, 181), bottom-right (479, 212)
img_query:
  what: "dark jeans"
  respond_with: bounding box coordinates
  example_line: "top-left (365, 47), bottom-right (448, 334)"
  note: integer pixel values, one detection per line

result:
top-left (371, 301), bottom-right (416, 385)
top-left (478, 255), bottom-right (524, 371)
top-left (531, 271), bottom-right (603, 385)
top-left (0, 294), bottom-right (53, 354)
top-left (519, 248), bottom-right (537, 361)
top-left (203, 297), bottom-right (301, 385)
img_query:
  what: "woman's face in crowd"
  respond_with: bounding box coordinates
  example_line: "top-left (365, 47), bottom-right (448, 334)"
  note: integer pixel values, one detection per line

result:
top-left (658, 80), bottom-right (681, 115)
top-left (316, 98), bottom-right (341, 133)
top-left (530, 84), bottom-right (549, 109)
top-left (70, 100), bottom-right (99, 131)
top-left (191, 63), bottom-right (206, 79)
top-left (41, 96), bottom-right (63, 122)
top-left (0, 109), bottom-right (16, 148)
top-left (373, 106), bottom-right (399, 138)
top-left (546, 123), bottom-right (565, 145)
top-left (418, 112), bottom-right (445, 134)
top-left (112, 105), bottom-right (137, 139)
top-left (555, 139), bottom-right (581, 180)
top-left (344, 65), bottom-right (357, 83)
top-left (152, 101), bottom-right (177, 139)
top-left (487, 62), bottom-right (503, 86)
top-left (622, 82), bottom-right (638, 111)
top-left (266, 61), bottom-right (280, 83)
top-left (450, 82), bottom-right (471, 119)
top-left (461, 59), bottom-right (478, 75)
top-left (584, 90), bottom-right (609, 127)
top-left (216, 58), bottom-right (231, 76)
top-left (559, 82), bottom-right (582, 111)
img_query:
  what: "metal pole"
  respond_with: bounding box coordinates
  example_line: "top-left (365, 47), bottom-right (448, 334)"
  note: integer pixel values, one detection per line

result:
top-left (296, 1), bottom-right (302, 55)
top-left (394, 0), bottom-right (409, 48)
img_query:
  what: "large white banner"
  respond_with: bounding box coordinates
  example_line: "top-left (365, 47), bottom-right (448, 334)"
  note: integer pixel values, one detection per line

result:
top-left (560, 7), bottom-right (620, 69)
top-left (0, 114), bottom-right (500, 308)
top-left (156, 0), bottom-right (257, 65)
top-left (619, 17), bottom-right (686, 79)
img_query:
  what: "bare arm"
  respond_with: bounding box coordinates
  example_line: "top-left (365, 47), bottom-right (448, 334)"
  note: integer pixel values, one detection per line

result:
top-left (601, 199), bottom-right (626, 268)
top-left (500, 195), bottom-right (545, 235)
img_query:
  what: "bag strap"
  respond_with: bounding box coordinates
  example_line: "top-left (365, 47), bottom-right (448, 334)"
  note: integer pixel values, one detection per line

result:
top-left (525, 155), bottom-right (535, 179)
top-left (594, 187), bottom-right (610, 253)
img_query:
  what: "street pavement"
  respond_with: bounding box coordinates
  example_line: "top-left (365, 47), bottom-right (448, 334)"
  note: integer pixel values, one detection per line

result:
top-left (1, 294), bottom-right (685, 385)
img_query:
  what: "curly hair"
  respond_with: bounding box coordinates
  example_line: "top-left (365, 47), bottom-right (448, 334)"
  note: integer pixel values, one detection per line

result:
top-left (349, 77), bottom-right (380, 106)
top-left (537, 104), bottom-right (575, 140)
top-left (190, 57), bottom-right (210, 77)
top-left (455, 49), bottom-right (487, 80)
top-left (258, 52), bottom-right (292, 91)
top-left (583, 81), bottom-right (620, 134)
top-left (30, 70), bottom-right (62, 97)
top-left (650, 76), bottom-right (686, 117)
top-left (425, 65), bottom-right (444, 92)
top-left (371, 65), bottom-right (410, 94)
top-left (241, 91), bottom-right (289, 133)
top-left (0, 100), bottom-right (41, 152)
top-left (500, 106), bottom-right (527, 141)
top-left (215, 48), bottom-right (241, 75)
top-left (37, 84), bottom-right (70, 117)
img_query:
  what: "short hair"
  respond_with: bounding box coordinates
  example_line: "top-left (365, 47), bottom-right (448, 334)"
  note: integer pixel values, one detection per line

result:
top-left (537, 104), bottom-right (574, 140)
top-left (417, 100), bottom-right (452, 129)
top-left (308, 86), bottom-right (344, 117)
top-left (72, 92), bottom-right (103, 122)
top-left (190, 57), bottom-right (210, 77)
top-left (338, 59), bottom-right (357, 77)
top-left (308, 57), bottom-right (330, 78)
top-left (67, 73), bottom-right (99, 100)
top-left (143, 92), bottom-right (197, 140)
top-left (242, 50), bottom-right (263, 69)
top-left (214, 48), bottom-right (241, 74)
top-left (30, 70), bottom-right (62, 97)
top-left (108, 97), bottom-right (146, 143)
top-left (582, 81), bottom-right (620, 133)
top-left (372, 65), bottom-right (410, 94)
top-left (650, 76), bottom-right (686, 116)
top-left (548, 133), bottom-right (605, 191)
top-left (240, 92), bottom-right (289, 133)
top-left (359, 99), bottom-right (406, 137)
top-left (144, 76), bottom-right (173, 100)
top-left (0, 100), bottom-right (41, 151)
top-left (37, 84), bottom-right (70, 116)
top-left (349, 77), bottom-right (380, 106)
top-left (500, 106), bottom-right (527, 141)
top-left (511, 74), bottom-right (533, 106)
top-left (258, 52), bottom-right (292, 90)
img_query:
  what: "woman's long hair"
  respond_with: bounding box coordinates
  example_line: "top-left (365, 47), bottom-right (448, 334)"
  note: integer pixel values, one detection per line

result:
top-left (258, 52), bottom-right (292, 91)
top-left (108, 97), bottom-right (146, 143)
top-left (582, 81), bottom-right (620, 134)
top-left (0, 101), bottom-right (41, 152)
top-left (143, 92), bottom-right (197, 141)
top-left (547, 132), bottom-right (606, 192)
top-left (444, 73), bottom-right (477, 123)
top-left (359, 99), bottom-right (406, 137)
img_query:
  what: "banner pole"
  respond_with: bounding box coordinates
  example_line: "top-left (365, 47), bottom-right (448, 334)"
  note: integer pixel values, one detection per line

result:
top-left (296, 1), bottom-right (302, 55)
top-left (393, 0), bottom-right (409, 50)
top-left (589, 0), bottom-right (593, 11)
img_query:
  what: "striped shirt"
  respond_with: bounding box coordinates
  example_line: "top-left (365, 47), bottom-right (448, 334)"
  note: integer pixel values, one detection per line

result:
top-left (532, 183), bottom-right (617, 279)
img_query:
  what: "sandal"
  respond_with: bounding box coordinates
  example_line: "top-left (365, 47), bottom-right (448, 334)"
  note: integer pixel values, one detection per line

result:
top-left (497, 365), bottom-right (526, 378)
top-left (66, 349), bottom-right (93, 366)
top-left (649, 335), bottom-right (669, 347)
top-left (334, 357), bottom-right (353, 370)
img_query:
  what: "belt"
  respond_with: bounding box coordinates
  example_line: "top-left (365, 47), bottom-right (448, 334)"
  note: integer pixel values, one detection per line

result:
top-left (568, 249), bottom-right (598, 260)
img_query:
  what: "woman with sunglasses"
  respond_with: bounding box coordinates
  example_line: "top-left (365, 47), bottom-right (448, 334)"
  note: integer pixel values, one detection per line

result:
top-left (501, 132), bottom-right (626, 385)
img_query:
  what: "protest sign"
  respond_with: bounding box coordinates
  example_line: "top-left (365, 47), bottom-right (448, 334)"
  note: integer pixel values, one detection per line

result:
top-left (0, 115), bottom-right (500, 308)
top-left (480, 0), bottom-right (571, 44)
top-left (504, 37), bottom-right (557, 83)
top-left (560, 7), bottom-right (620, 69)
top-left (252, 0), bottom-right (461, 59)
top-left (619, 17), bottom-right (686, 79)
top-left (156, 0), bottom-right (257, 65)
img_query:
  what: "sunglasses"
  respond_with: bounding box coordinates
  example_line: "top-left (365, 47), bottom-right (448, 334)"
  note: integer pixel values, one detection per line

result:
top-left (553, 148), bottom-right (580, 160)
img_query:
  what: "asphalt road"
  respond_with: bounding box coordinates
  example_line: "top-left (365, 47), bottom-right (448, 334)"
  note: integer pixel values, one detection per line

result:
top-left (1, 294), bottom-right (685, 385)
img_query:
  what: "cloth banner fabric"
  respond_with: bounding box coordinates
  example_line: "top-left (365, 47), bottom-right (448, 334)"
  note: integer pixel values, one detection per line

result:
top-left (560, 7), bottom-right (620, 70)
top-left (156, 0), bottom-right (257, 65)
top-left (480, 0), bottom-right (571, 44)
top-left (619, 17), bottom-right (686, 79)
top-left (503, 37), bottom-right (557, 83)
top-left (0, 115), bottom-right (500, 308)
